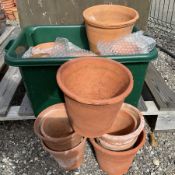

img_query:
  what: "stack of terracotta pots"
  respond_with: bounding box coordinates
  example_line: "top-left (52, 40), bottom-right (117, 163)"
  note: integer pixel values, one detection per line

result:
top-left (34, 4), bottom-right (146, 175)
top-left (0, 0), bottom-right (18, 20)
top-left (34, 103), bottom-right (86, 170)
top-left (56, 57), bottom-right (145, 175)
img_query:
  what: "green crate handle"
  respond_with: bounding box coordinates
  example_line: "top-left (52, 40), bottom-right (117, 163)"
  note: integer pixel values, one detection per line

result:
top-left (5, 39), bottom-right (15, 53)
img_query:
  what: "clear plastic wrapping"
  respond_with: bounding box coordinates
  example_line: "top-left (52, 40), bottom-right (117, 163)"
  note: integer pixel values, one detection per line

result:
top-left (23, 37), bottom-right (96, 58)
top-left (97, 31), bottom-right (156, 55)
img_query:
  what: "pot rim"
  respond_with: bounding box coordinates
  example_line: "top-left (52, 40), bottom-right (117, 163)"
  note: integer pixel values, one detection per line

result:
top-left (90, 130), bottom-right (146, 156)
top-left (97, 136), bottom-right (137, 151)
top-left (41, 137), bottom-right (86, 154)
top-left (34, 103), bottom-right (79, 142)
top-left (40, 115), bottom-right (80, 142)
top-left (101, 103), bottom-right (145, 141)
top-left (57, 57), bottom-right (133, 105)
top-left (83, 4), bottom-right (139, 29)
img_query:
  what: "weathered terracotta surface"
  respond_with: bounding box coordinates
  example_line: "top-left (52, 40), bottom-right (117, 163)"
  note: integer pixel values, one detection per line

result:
top-left (57, 57), bottom-right (133, 137)
top-left (90, 130), bottom-right (146, 175)
top-left (34, 103), bottom-right (82, 151)
top-left (99, 103), bottom-right (144, 151)
top-left (42, 138), bottom-right (86, 171)
top-left (83, 4), bottom-right (139, 53)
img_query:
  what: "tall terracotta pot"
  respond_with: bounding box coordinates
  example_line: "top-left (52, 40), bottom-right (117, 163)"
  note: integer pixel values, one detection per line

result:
top-left (83, 4), bottom-right (139, 54)
top-left (57, 57), bottom-right (133, 137)
top-left (42, 138), bottom-right (86, 171)
top-left (90, 130), bottom-right (146, 175)
top-left (98, 103), bottom-right (145, 151)
top-left (34, 103), bottom-right (82, 151)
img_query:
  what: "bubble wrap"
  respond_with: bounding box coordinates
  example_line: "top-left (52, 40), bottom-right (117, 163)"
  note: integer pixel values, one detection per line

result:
top-left (97, 31), bottom-right (156, 55)
top-left (23, 37), bottom-right (96, 58)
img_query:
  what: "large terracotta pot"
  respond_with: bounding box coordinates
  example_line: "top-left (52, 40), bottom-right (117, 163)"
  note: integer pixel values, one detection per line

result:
top-left (42, 138), bottom-right (86, 171)
top-left (57, 57), bottom-right (133, 137)
top-left (34, 103), bottom-right (82, 151)
top-left (90, 130), bottom-right (146, 175)
top-left (98, 103), bottom-right (144, 151)
top-left (83, 4), bottom-right (139, 54)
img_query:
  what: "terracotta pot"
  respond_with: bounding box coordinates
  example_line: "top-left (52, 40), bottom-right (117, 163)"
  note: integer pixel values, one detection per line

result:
top-left (7, 14), bottom-right (15, 20)
top-left (5, 10), bottom-right (13, 14)
top-left (34, 103), bottom-right (82, 151)
top-left (42, 138), bottom-right (86, 171)
top-left (90, 130), bottom-right (146, 175)
top-left (83, 4), bottom-right (139, 54)
top-left (2, 3), bottom-right (15, 9)
top-left (57, 57), bottom-right (133, 137)
top-left (98, 103), bottom-right (145, 151)
top-left (32, 42), bottom-right (56, 55)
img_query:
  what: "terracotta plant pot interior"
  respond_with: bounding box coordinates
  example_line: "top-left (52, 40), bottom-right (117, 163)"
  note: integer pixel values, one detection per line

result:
top-left (34, 103), bottom-right (82, 151)
top-left (42, 137), bottom-right (86, 171)
top-left (83, 4), bottom-right (139, 53)
top-left (98, 103), bottom-right (145, 151)
top-left (90, 130), bottom-right (146, 175)
top-left (57, 57), bottom-right (133, 138)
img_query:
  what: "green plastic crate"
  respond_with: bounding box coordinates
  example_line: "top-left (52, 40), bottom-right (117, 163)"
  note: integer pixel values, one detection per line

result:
top-left (5, 25), bottom-right (158, 116)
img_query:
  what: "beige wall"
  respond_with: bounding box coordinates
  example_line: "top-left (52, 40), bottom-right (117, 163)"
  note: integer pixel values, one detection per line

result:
top-left (17, 0), bottom-right (150, 30)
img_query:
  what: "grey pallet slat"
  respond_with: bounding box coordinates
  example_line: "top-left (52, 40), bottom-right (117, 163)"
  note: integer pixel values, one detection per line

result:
top-left (0, 97), bottom-right (175, 131)
top-left (0, 67), bottom-right (21, 116)
top-left (19, 94), bottom-right (34, 116)
top-left (0, 106), bottom-right (35, 121)
top-left (0, 26), bottom-right (15, 45)
top-left (0, 96), bottom-right (146, 121)
top-left (145, 63), bottom-right (175, 111)
top-left (138, 96), bottom-right (147, 112)
top-left (0, 26), bottom-right (15, 71)
top-left (155, 113), bottom-right (175, 131)
top-left (18, 94), bottom-right (147, 117)
top-left (143, 101), bottom-right (175, 131)
top-left (0, 53), bottom-right (5, 71)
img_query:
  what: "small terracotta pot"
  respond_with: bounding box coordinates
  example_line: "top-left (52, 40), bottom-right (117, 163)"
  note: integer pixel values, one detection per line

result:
top-left (90, 130), bottom-right (146, 175)
top-left (32, 42), bottom-right (56, 55)
top-left (98, 103), bottom-right (145, 151)
top-left (83, 4), bottom-right (139, 54)
top-left (42, 138), bottom-right (86, 171)
top-left (57, 57), bottom-right (133, 137)
top-left (34, 103), bottom-right (82, 151)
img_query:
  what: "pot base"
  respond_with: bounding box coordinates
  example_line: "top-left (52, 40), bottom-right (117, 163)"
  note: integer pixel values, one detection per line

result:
top-left (90, 131), bottom-right (146, 175)
top-left (42, 138), bottom-right (86, 171)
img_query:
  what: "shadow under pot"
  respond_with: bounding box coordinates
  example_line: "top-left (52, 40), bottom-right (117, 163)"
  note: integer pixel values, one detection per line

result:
top-left (90, 130), bottom-right (146, 175)
top-left (97, 103), bottom-right (145, 151)
top-left (42, 137), bottom-right (86, 171)
top-left (34, 103), bottom-right (82, 151)
top-left (56, 57), bottom-right (133, 138)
